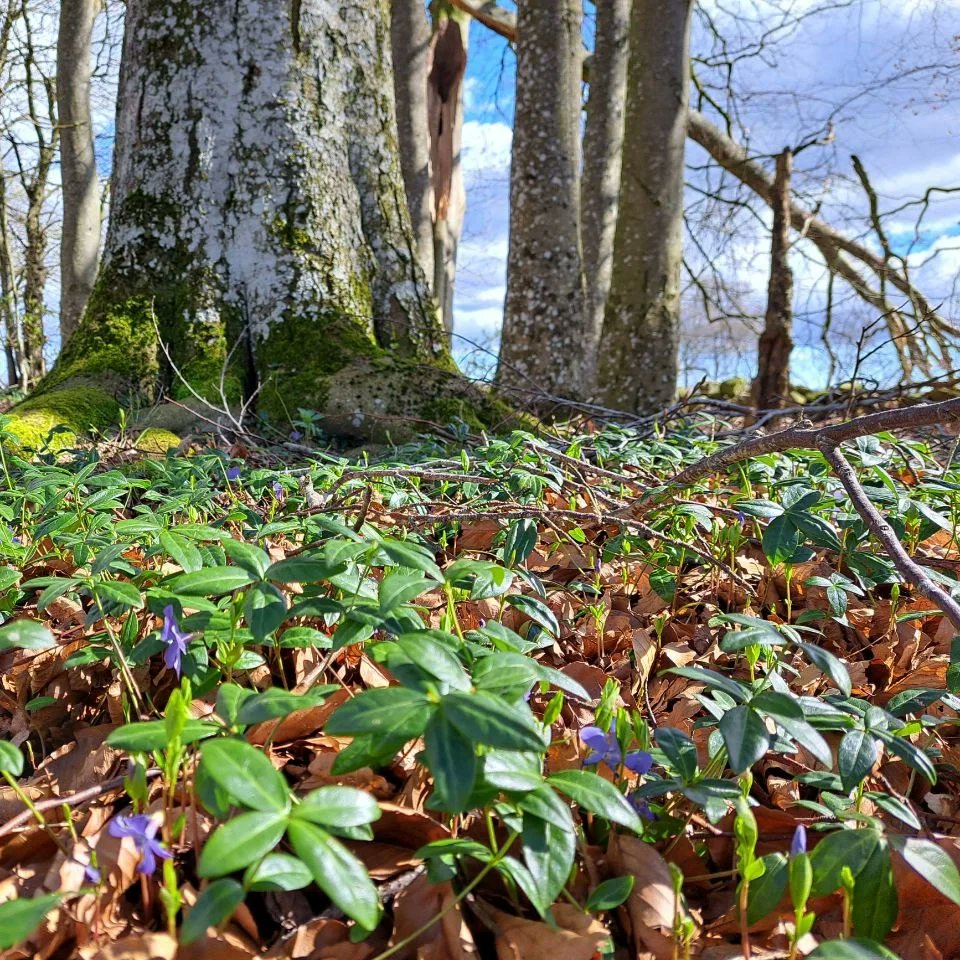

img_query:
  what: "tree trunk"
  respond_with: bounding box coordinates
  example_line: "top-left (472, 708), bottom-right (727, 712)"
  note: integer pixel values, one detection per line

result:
top-left (581, 0), bottom-right (630, 381)
top-left (595, 0), bottom-right (693, 414)
top-left (497, 0), bottom-right (588, 404)
top-left (57, 0), bottom-right (102, 343)
top-left (10, 0), bottom-right (506, 448)
top-left (0, 168), bottom-right (21, 388)
top-left (428, 2), bottom-right (468, 340)
top-left (392, 0), bottom-right (435, 290)
top-left (754, 149), bottom-right (793, 413)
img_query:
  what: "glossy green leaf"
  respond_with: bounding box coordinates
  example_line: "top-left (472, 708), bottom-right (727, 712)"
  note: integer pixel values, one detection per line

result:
top-left (0, 619), bottom-right (55, 653)
top-left (198, 810), bottom-right (288, 877)
top-left (180, 879), bottom-right (244, 944)
top-left (244, 852), bottom-right (313, 892)
top-left (837, 729), bottom-right (877, 792)
top-left (423, 712), bottom-right (477, 812)
top-left (0, 740), bottom-right (23, 776)
top-left (442, 691), bottom-right (545, 752)
top-left (166, 567), bottom-right (255, 595)
top-left (547, 769), bottom-right (643, 831)
top-left (325, 687), bottom-right (433, 740)
top-left (719, 705), bottom-right (770, 773)
top-left (585, 875), bottom-right (635, 913)
top-left (200, 738), bottom-right (290, 812)
top-left (891, 836), bottom-right (960, 906)
top-left (0, 893), bottom-right (64, 950)
top-left (292, 786), bottom-right (381, 828)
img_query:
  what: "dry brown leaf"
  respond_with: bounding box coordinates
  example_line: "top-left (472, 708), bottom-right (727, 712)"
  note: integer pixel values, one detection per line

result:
top-left (479, 902), bottom-right (610, 960)
top-left (387, 875), bottom-right (478, 959)
top-left (608, 834), bottom-right (685, 960)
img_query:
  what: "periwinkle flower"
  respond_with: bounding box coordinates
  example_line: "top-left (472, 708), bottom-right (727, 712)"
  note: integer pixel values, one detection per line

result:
top-left (628, 793), bottom-right (656, 821)
top-left (160, 605), bottom-right (191, 676)
top-left (272, 480), bottom-right (285, 502)
top-left (83, 863), bottom-right (101, 884)
top-left (790, 823), bottom-right (807, 857)
top-left (289, 429), bottom-right (303, 442)
top-left (581, 723), bottom-right (653, 774)
top-left (226, 466), bottom-right (241, 482)
top-left (108, 814), bottom-right (172, 875)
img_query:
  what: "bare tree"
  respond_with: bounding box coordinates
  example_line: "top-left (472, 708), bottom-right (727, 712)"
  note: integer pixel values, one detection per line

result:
top-left (595, 0), bottom-right (694, 413)
top-left (57, 0), bottom-right (102, 342)
top-left (497, 0), bottom-right (588, 403)
top-left (581, 0), bottom-right (630, 373)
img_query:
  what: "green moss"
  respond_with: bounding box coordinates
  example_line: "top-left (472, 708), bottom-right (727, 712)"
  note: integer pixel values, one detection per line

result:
top-left (4, 386), bottom-right (121, 451)
top-left (136, 427), bottom-right (181, 453)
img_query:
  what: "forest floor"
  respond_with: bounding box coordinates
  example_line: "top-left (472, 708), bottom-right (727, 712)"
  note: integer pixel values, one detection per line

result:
top-left (1, 401), bottom-right (960, 960)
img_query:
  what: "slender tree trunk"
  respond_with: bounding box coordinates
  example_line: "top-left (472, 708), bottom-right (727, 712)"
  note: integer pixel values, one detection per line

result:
top-left (595, 0), bottom-right (693, 414)
top-left (754, 149), bottom-right (793, 412)
top-left (57, 0), bottom-right (102, 343)
top-left (0, 171), bottom-right (21, 388)
top-left (581, 0), bottom-right (630, 381)
top-left (11, 0), bottom-right (505, 448)
top-left (497, 0), bottom-right (587, 403)
top-left (20, 178), bottom-right (49, 388)
top-left (392, 0), bottom-right (435, 289)
top-left (428, 1), bottom-right (468, 340)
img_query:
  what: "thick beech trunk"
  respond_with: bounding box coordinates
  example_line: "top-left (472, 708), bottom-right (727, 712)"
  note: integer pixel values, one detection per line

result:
top-left (497, 0), bottom-right (588, 403)
top-left (595, 0), bottom-right (693, 414)
top-left (10, 0), bottom-right (502, 448)
top-left (581, 0), bottom-right (630, 375)
top-left (57, 0), bottom-right (102, 342)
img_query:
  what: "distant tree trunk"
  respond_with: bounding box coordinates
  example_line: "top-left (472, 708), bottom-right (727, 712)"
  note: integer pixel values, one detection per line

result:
top-left (0, 171), bottom-right (21, 388)
top-left (428, 1), bottom-right (468, 340)
top-left (9, 0), bottom-right (507, 448)
top-left (57, 0), bottom-right (102, 343)
top-left (581, 0), bottom-right (630, 381)
top-left (392, 0), bottom-right (435, 290)
top-left (595, 0), bottom-right (693, 414)
top-left (754, 149), bottom-right (793, 412)
top-left (498, 0), bottom-right (588, 403)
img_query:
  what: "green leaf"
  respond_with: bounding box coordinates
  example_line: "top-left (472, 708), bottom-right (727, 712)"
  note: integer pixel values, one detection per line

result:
top-left (837, 729), bottom-right (877, 792)
top-left (293, 786), bottom-right (381, 828)
top-left (222, 538), bottom-right (271, 578)
top-left (547, 769), bottom-right (643, 831)
top-left (0, 892), bottom-right (64, 950)
top-left (719, 705), bottom-right (770, 773)
top-left (483, 750), bottom-right (544, 793)
top-left (521, 811), bottom-right (575, 916)
top-left (287, 820), bottom-right (382, 931)
top-left (505, 594), bottom-right (559, 637)
top-left (747, 853), bottom-right (788, 924)
top-left (159, 531), bottom-right (203, 573)
top-left (166, 567), bottom-right (255, 595)
top-left (796, 642), bottom-right (852, 697)
top-left (180, 879), bottom-right (244, 944)
top-left (265, 554), bottom-right (345, 584)
top-left (585, 875), bottom-right (635, 913)
top-left (809, 828), bottom-right (880, 897)
top-left (0, 619), bottom-right (55, 653)
top-left (378, 538), bottom-right (442, 582)
top-left (198, 810), bottom-right (289, 877)
top-left (395, 631), bottom-right (471, 690)
top-left (200, 738), bottom-right (290, 812)
top-left (442, 691), bottom-right (545, 752)
top-left (762, 514), bottom-right (801, 565)
top-left (106, 719), bottom-right (220, 752)
top-left (235, 687), bottom-right (332, 726)
top-left (423, 712), bottom-right (478, 812)
top-left (244, 852), bottom-right (313, 892)
top-left (663, 666), bottom-right (750, 702)
top-left (325, 687), bottom-right (433, 740)
top-left (891, 836), bottom-right (960, 906)
top-left (852, 841), bottom-right (897, 941)
top-left (807, 940), bottom-right (899, 960)
top-left (378, 572), bottom-right (433, 611)
top-left (93, 579), bottom-right (144, 610)
top-left (0, 740), bottom-right (24, 776)
top-left (244, 582), bottom-right (288, 642)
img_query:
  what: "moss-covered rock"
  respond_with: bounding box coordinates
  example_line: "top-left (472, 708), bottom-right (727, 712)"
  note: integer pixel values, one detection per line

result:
top-left (3, 386), bottom-right (121, 450)
top-left (135, 427), bottom-right (182, 453)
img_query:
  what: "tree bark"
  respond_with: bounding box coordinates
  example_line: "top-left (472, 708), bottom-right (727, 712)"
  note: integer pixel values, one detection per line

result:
top-left (428, 1), bottom-right (468, 340)
top-left (581, 0), bottom-right (630, 378)
top-left (57, 0), bottom-right (102, 343)
top-left (595, 0), bottom-right (693, 414)
top-left (392, 0), bottom-right (435, 290)
top-left (497, 0), bottom-right (588, 403)
top-left (754, 149), bottom-right (793, 413)
top-left (10, 0), bottom-right (507, 448)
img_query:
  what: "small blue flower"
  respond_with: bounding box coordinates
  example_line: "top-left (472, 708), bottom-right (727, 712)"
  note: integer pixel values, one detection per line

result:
top-left (736, 511), bottom-right (747, 525)
top-left (628, 793), bottom-right (656, 821)
top-left (272, 480), bottom-right (285, 502)
top-left (83, 863), bottom-right (101, 884)
top-left (582, 724), bottom-right (622, 767)
top-left (624, 749), bottom-right (654, 775)
top-left (790, 823), bottom-right (807, 856)
top-left (160, 605), bottom-right (191, 676)
top-left (108, 814), bottom-right (172, 875)
top-left (289, 429), bottom-right (303, 442)
top-left (226, 466), bottom-right (241, 482)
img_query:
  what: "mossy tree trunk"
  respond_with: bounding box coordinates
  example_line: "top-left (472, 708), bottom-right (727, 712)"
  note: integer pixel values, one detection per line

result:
top-left (10, 0), bottom-right (497, 447)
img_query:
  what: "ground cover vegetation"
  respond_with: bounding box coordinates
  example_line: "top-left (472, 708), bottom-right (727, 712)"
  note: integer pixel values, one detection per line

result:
top-left (1, 401), bottom-right (960, 958)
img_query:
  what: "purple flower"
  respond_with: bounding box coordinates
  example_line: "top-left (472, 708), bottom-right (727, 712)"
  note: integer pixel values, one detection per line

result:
top-left (628, 793), bottom-right (656, 821)
top-left (289, 430), bottom-right (303, 442)
top-left (582, 723), bottom-right (652, 773)
top-left (160, 605), bottom-right (191, 676)
top-left (272, 481), bottom-right (285, 502)
top-left (108, 814), bottom-right (172, 875)
top-left (736, 511), bottom-right (747, 525)
top-left (226, 466), bottom-right (241, 482)
top-left (790, 823), bottom-right (807, 856)
top-left (83, 863), bottom-right (101, 884)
